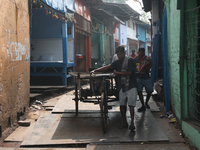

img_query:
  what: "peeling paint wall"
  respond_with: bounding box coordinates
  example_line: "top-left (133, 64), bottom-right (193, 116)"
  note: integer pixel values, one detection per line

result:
top-left (165, 0), bottom-right (181, 119)
top-left (0, 0), bottom-right (30, 131)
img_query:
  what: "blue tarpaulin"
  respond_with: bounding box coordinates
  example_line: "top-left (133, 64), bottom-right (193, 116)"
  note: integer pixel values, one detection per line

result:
top-left (151, 19), bottom-right (160, 86)
top-left (41, 0), bottom-right (74, 12)
top-left (162, 6), bottom-right (170, 112)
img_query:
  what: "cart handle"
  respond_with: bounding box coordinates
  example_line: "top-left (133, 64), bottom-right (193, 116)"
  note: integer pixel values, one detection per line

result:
top-left (90, 73), bottom-right (115, 78)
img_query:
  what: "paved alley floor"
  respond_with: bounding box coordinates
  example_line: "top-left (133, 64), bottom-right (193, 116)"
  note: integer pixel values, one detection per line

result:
top-left (0, 86), bottom-right (191, 150)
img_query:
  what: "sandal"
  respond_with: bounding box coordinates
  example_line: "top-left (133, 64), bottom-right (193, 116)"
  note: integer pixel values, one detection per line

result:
top-left (118, 124), bottom-right (128, 129)
top-left (129, 124), bottom-right (135, 131)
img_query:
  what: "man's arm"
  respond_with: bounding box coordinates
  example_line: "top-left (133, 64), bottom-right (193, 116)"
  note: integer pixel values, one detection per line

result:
top-left (90, 64), bottom-right (111, 73)
top-left (113, 70), bottom-right (132, 76)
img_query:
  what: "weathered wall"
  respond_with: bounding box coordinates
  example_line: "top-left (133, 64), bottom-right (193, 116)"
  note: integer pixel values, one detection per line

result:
top-left (182, 1), bottom-right (200, 149)
top-left (104, 34), bottom-right (111, 65)
top-left (165, 0), bottom-right (181, 119)
top-left (0, 0), bottom-right (30, 131)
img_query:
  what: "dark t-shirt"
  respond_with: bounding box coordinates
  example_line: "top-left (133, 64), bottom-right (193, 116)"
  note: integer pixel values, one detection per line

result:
top-left (134, 56), bottom-right (152, 79)
top-left (111, 57), bottom-right (137, 91)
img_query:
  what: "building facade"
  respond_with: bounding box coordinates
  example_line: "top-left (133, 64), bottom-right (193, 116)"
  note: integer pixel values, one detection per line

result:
top-left (30, 0), bottom-right (75, 86)
top-left (142, 0), bottom-right (200, 149)
top-left (0, 0), bottom-right (30, 132)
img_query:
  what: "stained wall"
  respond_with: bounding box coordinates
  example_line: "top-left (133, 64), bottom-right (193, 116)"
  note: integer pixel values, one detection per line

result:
top-left (0, 0), bottom-right (30, 131)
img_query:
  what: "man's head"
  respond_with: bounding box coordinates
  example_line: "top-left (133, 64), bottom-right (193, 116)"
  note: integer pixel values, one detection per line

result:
top-left (138, 48), bottom-right (145, 58)
top-left (116, 46), bottom-right (125, 61)
top-left (131, 49), bottom-right (135, 54)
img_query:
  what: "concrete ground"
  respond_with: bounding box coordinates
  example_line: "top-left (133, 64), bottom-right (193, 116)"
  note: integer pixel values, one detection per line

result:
top-left (0, 86), bottom-right (193, 150)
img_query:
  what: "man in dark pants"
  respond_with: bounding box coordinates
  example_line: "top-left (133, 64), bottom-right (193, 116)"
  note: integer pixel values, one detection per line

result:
top-left (90, 46), bottom-right (137, 131)
top-left (134, 48), bottom-right (153, 112)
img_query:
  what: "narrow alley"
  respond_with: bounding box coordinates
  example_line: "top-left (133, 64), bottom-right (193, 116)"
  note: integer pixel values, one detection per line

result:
top-left (0, 0), bottom-right (200, 149)
top-left (0, 85), bottom-right (191, 150)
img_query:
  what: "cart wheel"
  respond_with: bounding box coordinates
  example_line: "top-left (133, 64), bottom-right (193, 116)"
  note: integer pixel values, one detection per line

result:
top-left (75, 84), bottom-right (79, 116)
top-left (100, 92), bottom-right (108, 133)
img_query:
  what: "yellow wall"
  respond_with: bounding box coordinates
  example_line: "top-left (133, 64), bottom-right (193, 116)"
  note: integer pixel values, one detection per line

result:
top-left (0, 0), bottom-right (30, 131)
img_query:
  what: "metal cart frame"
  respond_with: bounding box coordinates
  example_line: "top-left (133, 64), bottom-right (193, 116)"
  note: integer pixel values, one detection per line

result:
top-left (69, 72), bottom-right (118, 133)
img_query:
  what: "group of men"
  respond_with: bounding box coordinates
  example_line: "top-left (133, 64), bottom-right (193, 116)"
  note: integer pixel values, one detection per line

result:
top-left (90, 46), bottom-right (153, 131)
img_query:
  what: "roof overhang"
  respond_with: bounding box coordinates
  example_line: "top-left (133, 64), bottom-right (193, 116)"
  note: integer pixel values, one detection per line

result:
top-left (91, 8), bottom-right (125, 24)
top-left (104, 2), bottom-right (140, 18)
top-left (114, 16), bottom-right (125, 25)
top-left (85, 0), bottom-right (104, 8)
top-left (135, 19), bottom-right (150, 28)
top-left (99, 3), bottom-right (132, 21)
top-left (142, 0), bottom-right (152, 12)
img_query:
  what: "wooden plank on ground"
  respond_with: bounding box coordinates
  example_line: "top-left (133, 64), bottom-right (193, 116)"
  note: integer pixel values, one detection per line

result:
top-left (4, 119), bottom-right (36, 142)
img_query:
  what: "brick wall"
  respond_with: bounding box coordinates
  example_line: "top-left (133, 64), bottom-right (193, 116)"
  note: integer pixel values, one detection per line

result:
top-left (0, 0), bottom-right (30, 131)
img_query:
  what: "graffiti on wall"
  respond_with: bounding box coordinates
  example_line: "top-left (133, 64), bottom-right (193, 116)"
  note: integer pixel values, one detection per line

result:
top-left (5, 29), bottom-right (29, 62)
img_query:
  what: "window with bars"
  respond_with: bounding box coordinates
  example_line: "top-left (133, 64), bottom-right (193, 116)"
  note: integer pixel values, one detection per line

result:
top-left (185, 3), bottom-right (200, 127)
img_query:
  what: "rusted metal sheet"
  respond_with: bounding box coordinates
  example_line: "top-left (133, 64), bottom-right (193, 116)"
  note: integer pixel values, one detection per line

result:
top-left (21, 106), bottom-right (168, 146)
top-left (52, 95), bottom-right (101, 113)
top-left (4, 119), bottom-right (36, 142)
top-left (0, 148), bottom-right (85, 150)
top-left (86, 143), bottom-right (191, 150)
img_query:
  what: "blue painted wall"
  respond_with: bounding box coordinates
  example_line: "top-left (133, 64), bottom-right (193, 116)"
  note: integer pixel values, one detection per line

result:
top-left (42, 0), bottom-right (74, 12)
top-left (32, 9), bottom-right (63, 38)
top-left (31, 8), bottom-right (75, 64)
top-left (137, 25), bottom-right (146, 42)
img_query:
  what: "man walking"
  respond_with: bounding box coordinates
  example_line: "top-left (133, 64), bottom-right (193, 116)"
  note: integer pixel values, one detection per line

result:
top-left (134, 48), bottom-right (153, 112)
top-left (129, 49), bottom-right (137, 59)
top-left (90, 46), bottom-right (137, 131)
